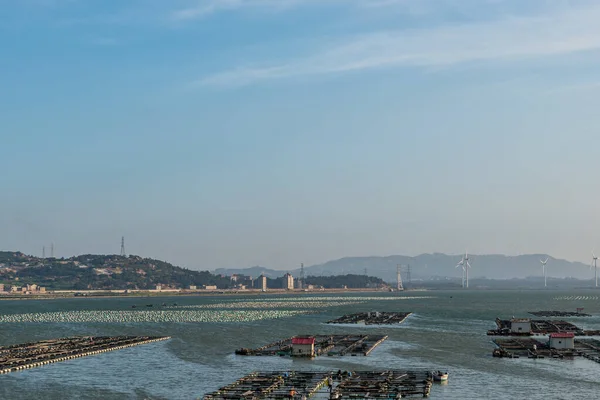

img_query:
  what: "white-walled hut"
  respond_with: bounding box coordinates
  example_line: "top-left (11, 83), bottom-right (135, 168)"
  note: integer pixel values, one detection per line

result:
top-left (291, 336), bottom-right (315, 357)
top-left (549, 332), bottom-right (575, 349)
top-left (510, 318), bottom-right (532, 334)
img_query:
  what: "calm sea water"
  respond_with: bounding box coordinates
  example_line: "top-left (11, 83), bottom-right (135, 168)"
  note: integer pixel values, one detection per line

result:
top-left (1, 290), bottom-right (599, 399)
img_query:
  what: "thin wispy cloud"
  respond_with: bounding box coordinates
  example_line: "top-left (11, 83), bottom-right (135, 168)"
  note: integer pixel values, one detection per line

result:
top-left (197, 3), bottom-right (600, 87)
top-left (170, 0), bottom-right (305, 21)
top-left (169, 0), bottom-right (436, 21)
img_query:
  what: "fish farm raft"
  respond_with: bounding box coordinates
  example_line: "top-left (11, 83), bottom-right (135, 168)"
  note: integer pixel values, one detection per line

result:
top-left (493, 337), bottom-right (600, 364)
top-left (487, 318), bottom-right (582, 336)
top-left (0, 336), bottom-right (170, 374)
top-left (528, 310), bottom-right (591, 317)
top-left (203, 370), bottom-right (435, 399)
top-left (327, 312), bottom-right (412, 325)
top-left (235, 335), bottom-right (388, 357)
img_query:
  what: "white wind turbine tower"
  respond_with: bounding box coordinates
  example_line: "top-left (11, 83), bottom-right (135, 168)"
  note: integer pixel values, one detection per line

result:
top-left (456, 251), bottom-right (471, 288)
top-left (540, 258), bottom-right (549, 287)
top-left (591, 252), bottom-right (598, 288)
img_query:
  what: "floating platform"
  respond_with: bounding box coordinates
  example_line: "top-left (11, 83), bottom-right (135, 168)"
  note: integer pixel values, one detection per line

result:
top-left (327, 312), bottom-right (412, 325)
top-left (203, 370), bottom-right (436, 399)
top-left (487, 318), bottom-right (582, 336)
top-left (235, 335), bottom-right (388, 357)
top-left (0, 336), bottom-right (170, 374)
top-left (493, 338), bottom-right (600, 364)
top-left (529, 311), bottom-right (591, 317)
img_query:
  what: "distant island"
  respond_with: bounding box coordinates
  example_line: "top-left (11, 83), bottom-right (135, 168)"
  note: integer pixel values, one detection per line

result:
top-left (216, 253), bottom-right (597, 284)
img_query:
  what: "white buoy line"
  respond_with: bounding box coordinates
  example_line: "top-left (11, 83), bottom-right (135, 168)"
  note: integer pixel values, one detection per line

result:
top-left (0, 310), bottom-right (312, 323)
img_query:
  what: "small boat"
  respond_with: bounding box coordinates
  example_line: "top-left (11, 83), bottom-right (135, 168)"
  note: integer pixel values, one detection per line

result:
top-left (433, 371), bottom-right (449, 382)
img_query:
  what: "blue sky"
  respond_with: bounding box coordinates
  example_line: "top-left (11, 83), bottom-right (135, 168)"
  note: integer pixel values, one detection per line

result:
top-left (2, 0), bottom-right (600, 270)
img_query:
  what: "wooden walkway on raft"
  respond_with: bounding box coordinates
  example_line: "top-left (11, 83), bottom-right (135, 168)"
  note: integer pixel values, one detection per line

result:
top-left (235, 335), bottom-right (388, 357)
top-left (327, 312), bottom-right (412, 325)
top-left (493, 338), bottom-right (600, 364)
top-left (0, 336), bottom-right (170, 374)
top-left (203, 370), bottom-right (435, 399)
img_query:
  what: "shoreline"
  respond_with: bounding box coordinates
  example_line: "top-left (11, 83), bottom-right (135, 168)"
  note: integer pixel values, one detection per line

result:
top-left (0, 288), bottom-right (428, 301)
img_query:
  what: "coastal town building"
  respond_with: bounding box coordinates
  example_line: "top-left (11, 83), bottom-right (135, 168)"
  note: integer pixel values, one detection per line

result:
top-left (260, 275), bottom-right (267, 291)
top-left (1, 283), bottom-right (45, 294)
top-left (283, 273), bottom-right (294, 290)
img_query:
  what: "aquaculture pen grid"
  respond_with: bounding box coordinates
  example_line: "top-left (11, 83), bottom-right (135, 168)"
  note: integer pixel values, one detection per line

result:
top-left (235, 335), bottom-right (388, 357)
top-left (327, 312), bottom-right (412, 325)
top-left (0, 336), bottom-right (170, 374)
top-left (203, 370), bottom-right (435, 399)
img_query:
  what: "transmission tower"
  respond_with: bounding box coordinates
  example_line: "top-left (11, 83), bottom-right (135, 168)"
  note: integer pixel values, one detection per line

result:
top-left (42, 246), bottom-right (45, 259)
top-left (300, 263), bottom-right (305, 289)
top-left (397, 264), bottom-right (404, 291)
top-left (50, 243), bottom-right (54, 258)
top-left (120, 236), bottom-right (126, 257)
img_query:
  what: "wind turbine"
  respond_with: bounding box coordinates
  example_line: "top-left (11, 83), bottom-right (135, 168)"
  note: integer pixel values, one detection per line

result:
top-left (540, 258), bottom-right (549, 287)
top-left (591, 252), bottom-right (598, 288)
top-left (456, 251), bottom-right (471, 288)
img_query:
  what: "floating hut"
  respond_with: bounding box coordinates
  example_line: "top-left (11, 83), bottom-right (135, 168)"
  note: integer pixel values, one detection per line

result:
top-left (549, 332), bottom-right (575, 349)
top-left (291, 337), bottom-right (315, 358)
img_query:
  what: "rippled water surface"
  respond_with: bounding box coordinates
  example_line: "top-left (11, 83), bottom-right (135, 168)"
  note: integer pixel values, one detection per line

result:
top-left (1, 290), bottom-right (600, 399)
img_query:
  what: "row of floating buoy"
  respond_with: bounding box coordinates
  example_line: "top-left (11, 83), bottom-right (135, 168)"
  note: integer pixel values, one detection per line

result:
top-left (249, 296), bottom-right (435, 302)
top-left (554, 296), bottom-right (600, 301)
top-left (168, 301), bottom-right (361, 310)
top-left (0, 337), bottom-right (170, 374)
top-left (0, 309), bottom-right (309, 323)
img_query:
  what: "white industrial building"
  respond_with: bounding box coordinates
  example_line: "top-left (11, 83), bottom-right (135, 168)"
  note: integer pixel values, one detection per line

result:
top-left (283, 273), bottom-right (294, 290)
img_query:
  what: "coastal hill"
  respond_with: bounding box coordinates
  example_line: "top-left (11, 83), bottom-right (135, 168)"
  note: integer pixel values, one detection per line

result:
top-left (0, 252), bottom-right (230, 291)
top-left (0, 251), bottom-right (385, 291)
top-left (1, 251), bottom-right (595, 291)
top-left (214, 253), bottom-right (593, 282)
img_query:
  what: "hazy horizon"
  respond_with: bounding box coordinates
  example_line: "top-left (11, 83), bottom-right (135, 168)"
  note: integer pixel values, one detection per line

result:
top-left (1, 248), bottom-right (592, 274)
top-left (3, 1), bottom-right (600, 270)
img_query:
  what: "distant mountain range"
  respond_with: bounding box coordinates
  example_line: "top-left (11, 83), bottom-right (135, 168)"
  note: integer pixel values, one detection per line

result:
top-left (213, 253), bottom-right (594, 282)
